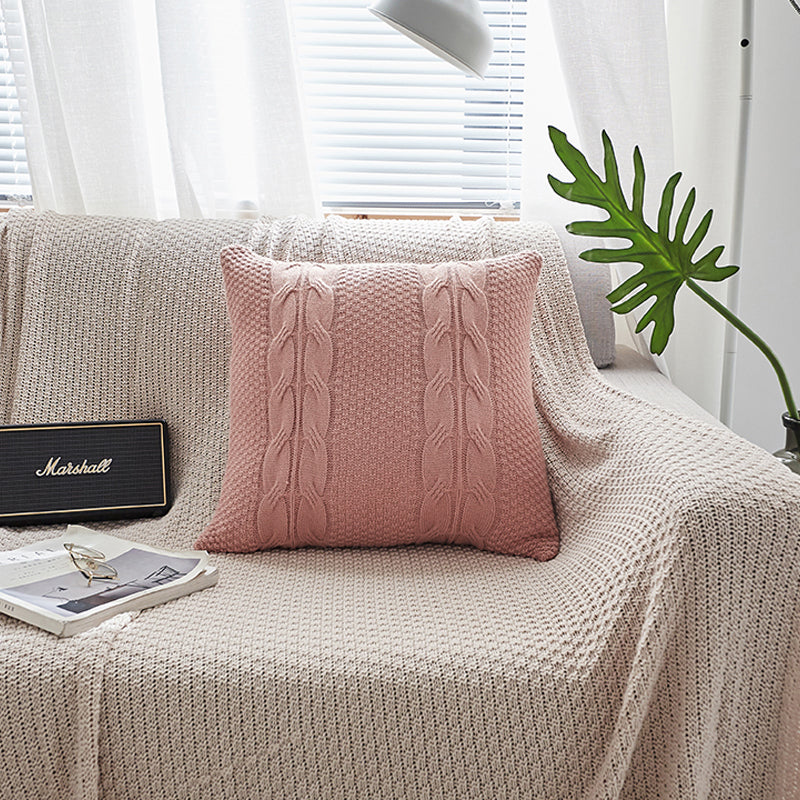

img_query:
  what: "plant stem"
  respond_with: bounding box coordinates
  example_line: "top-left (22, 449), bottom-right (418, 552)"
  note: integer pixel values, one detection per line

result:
top-left (686, 278), bottom-right (798, 420)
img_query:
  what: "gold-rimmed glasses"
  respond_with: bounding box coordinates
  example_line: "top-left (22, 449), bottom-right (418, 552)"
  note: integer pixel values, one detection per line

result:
top-left (63, 543), bottom-right (118, 586)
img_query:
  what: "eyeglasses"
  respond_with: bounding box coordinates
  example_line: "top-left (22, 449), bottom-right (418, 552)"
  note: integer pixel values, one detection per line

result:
top-left (63, 543), bottom-right (118, 586)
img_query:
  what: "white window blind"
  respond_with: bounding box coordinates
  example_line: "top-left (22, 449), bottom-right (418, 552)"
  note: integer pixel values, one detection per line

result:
top-left (291, 0), bottom-right (525, 213)
top-left (0, 6), bottom-right (29, 202)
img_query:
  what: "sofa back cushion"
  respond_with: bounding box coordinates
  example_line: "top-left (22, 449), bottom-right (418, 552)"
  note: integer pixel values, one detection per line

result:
top-left (195, 246), bottom-right (559, 559)
top-left (249, 215), bottom-right (615, 368)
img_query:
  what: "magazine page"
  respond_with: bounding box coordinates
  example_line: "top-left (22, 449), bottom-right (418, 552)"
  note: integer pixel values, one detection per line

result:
top-left (0, 526), bottom-right (209, 625)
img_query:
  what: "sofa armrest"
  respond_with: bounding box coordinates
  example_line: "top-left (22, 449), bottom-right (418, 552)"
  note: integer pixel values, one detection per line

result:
top-left (534, 337), bottom-right (798, 544)
top-left (599, 345), bottom-right (722, 428)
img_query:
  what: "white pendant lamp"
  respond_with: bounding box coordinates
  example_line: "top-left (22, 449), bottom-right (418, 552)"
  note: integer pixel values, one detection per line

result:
top-left (368, 0), bottom-right (494, 79)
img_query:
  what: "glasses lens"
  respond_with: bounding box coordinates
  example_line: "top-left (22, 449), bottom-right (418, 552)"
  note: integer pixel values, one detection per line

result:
top-left (64, 543), bottom-right (105, 560)
top-left (64, 543), bottom-right (117, 583)
top-left (87, 562), bottom-right (117, 580)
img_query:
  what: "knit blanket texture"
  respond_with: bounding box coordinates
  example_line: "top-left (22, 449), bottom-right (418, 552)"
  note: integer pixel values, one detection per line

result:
top-left (0, 210), bottom-right (798, 800)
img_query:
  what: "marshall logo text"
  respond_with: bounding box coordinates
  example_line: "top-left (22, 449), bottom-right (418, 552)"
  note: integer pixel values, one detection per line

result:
top-left (35, 457), bottom-right (113, 477)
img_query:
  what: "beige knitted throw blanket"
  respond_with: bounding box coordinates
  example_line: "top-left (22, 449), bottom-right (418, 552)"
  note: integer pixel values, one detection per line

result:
top-left (0, 210), bottom-right (798, 800)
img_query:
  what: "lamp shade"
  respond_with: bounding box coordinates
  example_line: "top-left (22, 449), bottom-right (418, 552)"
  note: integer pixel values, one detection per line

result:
top-left (368, 0), bottom-right (493, 79)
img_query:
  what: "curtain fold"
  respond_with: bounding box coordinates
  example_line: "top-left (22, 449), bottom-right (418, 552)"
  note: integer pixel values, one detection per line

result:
top-left (529, 0), bottom-right (743, 417)
top-left (530, 0), bottom-right (675, 373)
top-left (665, 0), bottom-right (741, 419)
top-left (1, 0), bottom-right (318, 219)
top-left (546, 0), bottom-right (674, 187)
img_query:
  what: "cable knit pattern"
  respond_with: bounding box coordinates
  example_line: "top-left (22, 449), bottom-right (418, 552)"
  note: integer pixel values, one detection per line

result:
top-left (296, 266), bottom-right (336, 542)
top-left (420, 261), bottom-right (495, 548)
top-left (458, 263), bottom-right (496, 544)
top-left (198, 247), bottom-right (557, 557)
top-left (259, 263), bottom-right (300, 546)
top-left (258, 262), bottom-right (335, 546)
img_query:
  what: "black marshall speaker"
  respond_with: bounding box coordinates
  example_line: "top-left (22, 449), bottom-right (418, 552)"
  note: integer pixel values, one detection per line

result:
top-left (0, 420), bottom-right (171, 525)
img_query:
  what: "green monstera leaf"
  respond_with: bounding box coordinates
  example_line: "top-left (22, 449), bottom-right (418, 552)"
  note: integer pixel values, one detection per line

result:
top-left (547, 126), bottom-right (739, 355)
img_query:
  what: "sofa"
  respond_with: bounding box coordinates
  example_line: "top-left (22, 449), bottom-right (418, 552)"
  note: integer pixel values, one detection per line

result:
top-left (1, 210), bottom-right (798, 800)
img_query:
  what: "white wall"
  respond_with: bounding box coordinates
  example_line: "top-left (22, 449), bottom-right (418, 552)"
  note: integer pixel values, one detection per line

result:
top-left (730, 0), bottom-right (800, 452)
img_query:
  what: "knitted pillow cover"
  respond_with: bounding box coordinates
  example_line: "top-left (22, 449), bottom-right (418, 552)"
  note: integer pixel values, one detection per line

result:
top-left (196, 246), bottom-right (559, 559)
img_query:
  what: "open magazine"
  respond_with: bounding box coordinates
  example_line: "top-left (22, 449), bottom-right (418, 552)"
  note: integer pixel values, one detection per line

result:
top-left (0, 525), bottom-right (218, 637)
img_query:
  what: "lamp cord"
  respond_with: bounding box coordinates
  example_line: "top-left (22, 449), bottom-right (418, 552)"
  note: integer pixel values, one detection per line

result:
top-left (787, 0), bottom-right (800, 15)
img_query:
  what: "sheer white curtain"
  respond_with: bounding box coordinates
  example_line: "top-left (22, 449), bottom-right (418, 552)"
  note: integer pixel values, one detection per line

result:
top-left (0, 0), bottom-right (317, 219)
top-left (666, 0), bottom-right (741, 419)
top-left (546, 0), bottom-right (674, 188)
top-left (523, 0), bottom-right (742, 418)
top-left (523, 0), bottom-right (676, 370)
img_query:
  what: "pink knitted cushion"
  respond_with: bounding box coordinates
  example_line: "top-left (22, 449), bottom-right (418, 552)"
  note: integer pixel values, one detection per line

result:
top-left (196, 247), bottom-right (559, 559)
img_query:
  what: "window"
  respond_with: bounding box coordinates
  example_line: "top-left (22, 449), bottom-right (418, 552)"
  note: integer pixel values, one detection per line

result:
top-left (0, 6), bottom-right (30, 203)
top-left (0, 1), bottom-right (562, 215)
top-left (291, 0), bottom-right (526, 214)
